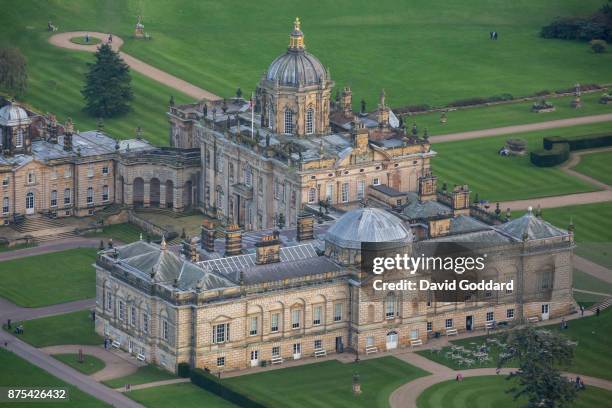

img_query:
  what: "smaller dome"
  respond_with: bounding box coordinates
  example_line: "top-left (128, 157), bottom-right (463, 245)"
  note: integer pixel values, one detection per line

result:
top-left (325, 208), bottom-right (413, 250)
top-left (0, 102), bottom-right (30, 126)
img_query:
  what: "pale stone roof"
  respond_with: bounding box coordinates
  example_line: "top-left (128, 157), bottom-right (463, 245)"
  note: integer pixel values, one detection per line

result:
top-left (498, 209), bottom-right (568, 241)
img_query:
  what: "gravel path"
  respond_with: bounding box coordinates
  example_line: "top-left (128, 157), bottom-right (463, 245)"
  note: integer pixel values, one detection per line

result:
top-left (429, 113), bottom-right (612, 143)
top-left (0, 237), bottom-right (101, 262)
top-left (48, 31), bottom-right (221, 101)
top-left (42, 344), bottom-right (141, 381)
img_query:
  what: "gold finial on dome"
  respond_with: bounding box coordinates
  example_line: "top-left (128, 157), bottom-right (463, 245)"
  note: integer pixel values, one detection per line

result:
top-left (289, 17), bottom-right (305, 50)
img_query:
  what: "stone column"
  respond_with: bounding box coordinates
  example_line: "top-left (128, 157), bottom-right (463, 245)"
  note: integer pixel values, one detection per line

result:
top-left (124, 183), bottom-right (134, 208)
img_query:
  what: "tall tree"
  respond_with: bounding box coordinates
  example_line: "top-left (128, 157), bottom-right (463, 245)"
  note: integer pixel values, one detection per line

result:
top-left (0, 47), bottom-right (28, 97)
top-left (81, 44), bottom-right (133, 117)
top-left (498, 326), bottom-right (580, 408)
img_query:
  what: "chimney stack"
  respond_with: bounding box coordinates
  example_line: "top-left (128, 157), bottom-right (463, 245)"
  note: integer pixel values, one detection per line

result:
top-left (63, 118), bottom-right (74, 152)
top-left (200, 219), bottom-right (216, 252)
top-left (297, 212), bottom-right (315, 241)
top-left (224, 224), bottom-right (242, 257)
top-left (341, 87), bottom-right (352, 118)
top-left (451, 185), bottom-right (470, 216)
top-left (255, 232), bottom-right (281, 265)
top-left (418, 172), bottom-right (437, 202)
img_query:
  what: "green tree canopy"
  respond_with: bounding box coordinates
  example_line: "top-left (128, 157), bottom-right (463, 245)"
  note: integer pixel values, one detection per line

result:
top-left (81, 43), bottom-right (133, 117)
top-left (0, 47), bottom-right (27, 97)
top-left (498, 326), bottom-right (580, 408)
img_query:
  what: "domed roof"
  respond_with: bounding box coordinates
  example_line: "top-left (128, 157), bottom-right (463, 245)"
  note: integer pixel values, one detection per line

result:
top-left (265, 18), bottom-right (328, 87)
top-left (325, 208), bottom-right (413, 250)
top-left (0, 101), bottom-right (30, 126)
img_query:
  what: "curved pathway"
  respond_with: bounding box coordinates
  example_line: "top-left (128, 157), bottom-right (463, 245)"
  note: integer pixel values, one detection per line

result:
top-left (561, 146), bottom-right (612, 191)
top-left (42, 344), bottom-right (141, 381)
top-left (389, 352), bottom-right (612, 408)
top-left (48, 31), bottom-right (221, 101)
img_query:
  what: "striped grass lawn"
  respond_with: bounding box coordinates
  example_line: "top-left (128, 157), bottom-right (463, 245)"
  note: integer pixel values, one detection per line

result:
top-left (2, 0), bottom-right (612, 131)
top-left (416, 375), bottom-right (612, 408)
top-left (0, 248), bottom-right (97, 307)
top-left (224, 356), bottom-right (428, 408)
top-left (573, 150), bottom-right (612, 187)
top-left (85, 223), bottom-right (148, 244)
top-left (431, 122), bottom-right (612, 202)
top-left (127, 382), bottom-right (235, 408)
top-left (411, 92), bottom-right (612, 136)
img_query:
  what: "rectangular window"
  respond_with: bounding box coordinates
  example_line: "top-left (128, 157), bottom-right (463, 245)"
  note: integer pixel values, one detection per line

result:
top-left (212, 323), bottom-right (230, 344)
top-left (51, 171), bottom-right (58, 180)
top-left (87, 187), bottom-right (93, 204)
top-left (130, 306), bottom-right (136, 326)
top-left (87, 165), bottom-right (94, 178)
top-left (506, 309), bottom-right (515, 319)
top-left (272, 346), bottom-right (280, 357)
top-left (162, 320), bottom-right (169, 341)
top-left (2, 197), bottom-right (9, 214)
top-left (356, 180), bottom-right (365, 200)
top-left (118, 301), bottom-right (125, 321)
top-left (27, 173), bottom-right (35, 184)
top-left (102, 185), bottom-right (109, 202)
top-left (486, 312), bottom-right (494, 322)
top-left (291, 309), bottom-right (301, 329)
top-left (292, 343), bottom-right (301, 354)
top-left (50, 190), bottom-right (57, 207)
top-left (64, 168), bottom-right (72, 178)
top-left (325, 183), bottom-right (333, 202)
top-left (270, 313), bottom-right (279, 333)
top-left (314, 339), bottom-right (322, 350)
top-left (313, 305), bottom-right (322, 326)
top-left (249, 316), bottom-right (258, 336)
top-left (341, 182), bottom-right (349, 203)
top-left (245, 168), bottom-right (252, 187)
top-left (366, 336), bottom-right (374, 347)
top-left (445, 318), bottom-right (453, 329)
top-left (334, 303), bottom-right (342, 322)
top-left (373, 177), bottom-right (380, 186)
top-left (64, 189), bottom-right (71, 205)
top-left (106, 292), bottom-right (112, 310)
top-left (385, 300), bottom-right (395, 319)
top-left (217, 356), bottom-right (225, 367)
top-left (427, 322), bottom-right (433, 332)
top-left (102, 166), bottom-right (109, 175)
top-left (2, 177), bottom-right (9, 186)
top-left (143, 313), bottom-right (149, 333)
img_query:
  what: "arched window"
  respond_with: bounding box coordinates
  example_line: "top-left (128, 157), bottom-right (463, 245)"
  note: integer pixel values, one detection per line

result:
top-left (15, 128), bottom-right (24, 148)
top-left (306, 108), bottom-right (314, 135)
top-left (25, 192), bottom-right (34, 209)
top-left (284, 109), bottom-right (293, 134)
top-left (307, 188), bottom-right (317, 204)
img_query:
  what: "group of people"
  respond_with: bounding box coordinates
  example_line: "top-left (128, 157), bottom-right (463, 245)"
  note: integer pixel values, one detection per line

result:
top-left (573, 376), bottom-right (586, 390)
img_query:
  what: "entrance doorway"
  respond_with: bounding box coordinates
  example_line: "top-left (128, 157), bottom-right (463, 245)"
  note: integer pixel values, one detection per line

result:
top-left (386, 331), bottom-right (399, 350)
top-left (25, 192), bottom-right (34, 214)
top-left (335, 336), bottom-right (344, 353)
top-left (292, 343), bottom-right (301, 360)
top-left (541, 304), bottom-right (550, 320)
top-left (466, 315), bottom-right (473, 331)
top-left (250, 350), bottom-right (259, 367)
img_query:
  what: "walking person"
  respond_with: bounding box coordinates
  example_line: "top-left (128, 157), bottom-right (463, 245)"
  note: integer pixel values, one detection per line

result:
top-left (580, 305), bottom-right (584, 317)
top-left (596, 307), bottom-right (600, 317)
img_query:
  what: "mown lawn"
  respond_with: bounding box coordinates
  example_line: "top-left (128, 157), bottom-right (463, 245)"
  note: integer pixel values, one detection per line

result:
top-left (52, 353), bottom-right (106, 375)
top-left (0, 248), bottom-right (97, 307)
top-left (431, 122), bottom-right (611, 202)
top-left (85, 223), bottom-right (148, 244)
top-left (1, 0), bottom-right (611, 135)
top-left (5, 309), bottom-right (103, 348)
top-left (224, 356), bottom-right (428, 408)
top-left (412, 91), bottom-right (612, 136)
top-left (573, 150), bottom-right (612, 187)
top-left (0, 348), bottom-right (109, 408)
top-left (127, 382), bottom-right (236, 408)
top-left (418, 309), bottom-right (612, 381)
top-left (416, 375), bottom-right (612, 408)
top-left (103, 364), bottom-right (176, 389)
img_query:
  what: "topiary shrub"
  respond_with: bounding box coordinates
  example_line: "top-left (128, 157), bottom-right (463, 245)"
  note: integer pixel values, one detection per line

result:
top-left (591, 39), bottom-right (608, 53)
top-left (530, 143), bottom-right (570, 167)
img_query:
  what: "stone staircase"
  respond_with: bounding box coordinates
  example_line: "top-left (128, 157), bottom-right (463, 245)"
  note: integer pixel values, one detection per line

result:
top-left (589, 297), bottom-right (612, 312)
top-left (35, 230), bottom-right (80, 243)
top-left (10, 216), bottom-right (66, 234)
top-left (135, 207), bottom-right (198, 219)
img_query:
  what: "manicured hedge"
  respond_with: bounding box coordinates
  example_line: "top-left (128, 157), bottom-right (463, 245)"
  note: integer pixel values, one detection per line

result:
top-left (543, 133), bottom-right (612, 151)
top-left (190, 368), bottom-right (267, 408)
top-left (530, 143), bottom-right (570, 167)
